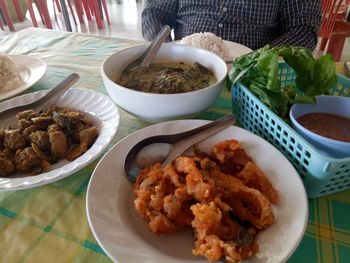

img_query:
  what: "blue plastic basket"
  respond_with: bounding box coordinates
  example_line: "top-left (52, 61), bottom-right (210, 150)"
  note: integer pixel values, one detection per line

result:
top-left (231, 62), bottom-right (350, 198)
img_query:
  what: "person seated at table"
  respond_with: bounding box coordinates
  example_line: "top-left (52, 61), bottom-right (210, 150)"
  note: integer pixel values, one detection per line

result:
top-left (141, 0), bottom-right (322, 50)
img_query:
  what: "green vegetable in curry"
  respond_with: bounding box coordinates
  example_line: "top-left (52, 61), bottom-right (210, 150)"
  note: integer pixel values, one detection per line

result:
top-left (228, 45), bottom-right (337, 120)
top-left (118, 62), bottom-right (217, 94)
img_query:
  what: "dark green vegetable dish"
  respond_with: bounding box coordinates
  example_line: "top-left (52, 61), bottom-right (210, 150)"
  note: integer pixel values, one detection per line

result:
top-left (228, 45), bottom-right (337, 120)
top-left (118, 62), bottom-right (217, 94)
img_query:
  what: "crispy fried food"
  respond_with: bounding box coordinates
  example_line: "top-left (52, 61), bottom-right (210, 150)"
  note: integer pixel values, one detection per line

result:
top-left (133, 139), bottom-right (278, 262)
top-left (191, 201), bottom-right (259, 263)
top-left (66, 126), bottom-right (99, 161)
top-left (212, 139), bottom-right (244, 163)
top-left (49, 131), bottom-right (69, 158)
top-left (209, 140), bottom-right (278, 203)
top-left (174, 157), bottom-right (216, 203)
top-left (14, 147), bottom-right (41, 173)
top-left (134, 163), bottom-right (194, 234)
top-left (236, 161), bottom-right (278, 204)
top-left (0, 107), bottom-right (98, 177)
top-left (199, 158), bottom-right (274, 229)
top-left (4, 129), bottom-right (27, 151)
top-left (0, 156), bottom-right (15, 176)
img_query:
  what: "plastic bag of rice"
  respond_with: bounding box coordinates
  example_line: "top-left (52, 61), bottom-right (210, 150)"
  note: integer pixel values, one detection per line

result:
top-left (0, 54), bottom-right (24, 92)
top-left (180, 32), bottom-right (229, 60)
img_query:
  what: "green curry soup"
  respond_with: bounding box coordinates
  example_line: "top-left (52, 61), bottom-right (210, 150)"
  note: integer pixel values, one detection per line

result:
top-left (117, 62), bottom-right (217, 94)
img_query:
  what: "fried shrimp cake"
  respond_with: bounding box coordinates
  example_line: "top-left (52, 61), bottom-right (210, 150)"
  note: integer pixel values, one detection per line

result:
top-left (236, 161), bottom-right (278, 204)
top-left (174, 156), bottom-right (217, 203)
top-left (134, 163), bottom-right (193, 234)
top-left (211, 140), bottom-right (278, 203)
top-left (191, 202), bottom-right (259, 263)
top-left (200, 158), bottom-right (274, 229)
top-left (133, 138), bottom-right (278, 263)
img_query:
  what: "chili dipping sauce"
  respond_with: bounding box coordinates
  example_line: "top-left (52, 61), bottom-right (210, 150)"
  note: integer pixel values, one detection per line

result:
top-left (297, 112), bottom-right (350, 142)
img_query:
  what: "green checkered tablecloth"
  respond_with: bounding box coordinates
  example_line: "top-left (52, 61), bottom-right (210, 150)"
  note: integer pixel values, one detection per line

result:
top-left (0, 28), bottom-right (349, 263)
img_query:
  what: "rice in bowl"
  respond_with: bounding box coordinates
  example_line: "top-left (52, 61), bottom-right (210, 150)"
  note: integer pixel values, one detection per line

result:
top-left (0, 54), bottom-right (24, 91)
top-left (180, 32), bottom-right (229, 60)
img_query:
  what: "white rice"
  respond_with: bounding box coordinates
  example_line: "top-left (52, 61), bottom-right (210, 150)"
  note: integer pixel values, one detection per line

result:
top-left (0, 54), bottom-right (24, 92)
top-left (180, 32), bottom-right (229, 60)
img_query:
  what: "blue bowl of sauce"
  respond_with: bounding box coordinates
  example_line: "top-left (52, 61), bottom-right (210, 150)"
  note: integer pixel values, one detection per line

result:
top-left (290, 95), bottom-right (350, 158)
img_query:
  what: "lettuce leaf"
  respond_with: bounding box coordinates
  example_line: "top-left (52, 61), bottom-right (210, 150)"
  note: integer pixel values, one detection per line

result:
top-left (228, 45), bottom-right (337, 120)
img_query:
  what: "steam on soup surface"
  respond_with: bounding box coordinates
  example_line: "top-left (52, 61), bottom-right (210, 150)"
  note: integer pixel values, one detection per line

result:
top-left (117, 62), bottom-right (217, 94)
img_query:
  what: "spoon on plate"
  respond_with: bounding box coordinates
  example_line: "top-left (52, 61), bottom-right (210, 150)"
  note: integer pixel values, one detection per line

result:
top-left (122, 25), bottom-right (172, 74)
top-left (0, 73), bottom-right (80, 124)
top-left (124, 115), bottom-right (236, 182)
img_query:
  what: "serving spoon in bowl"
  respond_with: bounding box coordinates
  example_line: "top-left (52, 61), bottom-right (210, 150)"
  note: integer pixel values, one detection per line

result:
top-left (124, 115), bottom-right (236, 182)
top-left (122, 25), bottom-right (172, 74)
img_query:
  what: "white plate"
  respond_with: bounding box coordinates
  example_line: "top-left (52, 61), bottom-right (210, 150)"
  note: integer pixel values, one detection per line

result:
top-left (0, 55), bottom-right (47, 101)
top-left (224, 40), bottom-right (252, 61)
top-left (0, 88), bottom-right (120, 191)
top-left (176, 39), bottom-right (252, 61)
top-left (86, 120), bottom-right (308, 263)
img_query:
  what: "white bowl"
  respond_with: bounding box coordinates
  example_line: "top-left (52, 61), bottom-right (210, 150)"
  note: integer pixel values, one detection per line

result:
top-left (290, 95), bottom-right (350, 158)
top-left (101, 43), bottom-right (228, 122)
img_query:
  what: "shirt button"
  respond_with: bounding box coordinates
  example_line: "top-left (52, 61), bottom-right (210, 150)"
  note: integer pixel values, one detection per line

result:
top-left (223, 7), bottom-right (227, 12)
top-left (218, 23), bottom-right (223, 28)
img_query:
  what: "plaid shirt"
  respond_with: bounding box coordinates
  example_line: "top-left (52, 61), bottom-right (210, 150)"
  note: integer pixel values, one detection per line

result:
top-left (141, 0), bottom-right (321, 50)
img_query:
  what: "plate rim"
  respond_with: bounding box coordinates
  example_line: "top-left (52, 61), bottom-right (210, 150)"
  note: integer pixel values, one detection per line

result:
top-left (86, 119), bottom-right (308, 263)
top-left (223, 40), bottom-right (253, 59)
top-left (175, 39), bottom-right (252, 61)
top-left (0, 87), bottom-right (120, 191)
top-left (0, 55), bottom-right (47, 101)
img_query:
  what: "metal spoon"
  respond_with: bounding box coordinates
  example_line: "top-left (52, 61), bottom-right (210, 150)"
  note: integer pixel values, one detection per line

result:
top-left (122, 25), bottom-right (171, 74)
top-left (0, 73), bottom-right (80, 124)
top-left (124, 115), bottom-right (236, 182)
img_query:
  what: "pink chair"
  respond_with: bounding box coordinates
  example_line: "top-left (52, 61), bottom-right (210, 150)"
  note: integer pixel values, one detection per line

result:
top-left (0, 0), bottom-right (16, 31)
top-left (73, 0), bottom-right (84, 23)
top-left (81, 0), bottom-right (91, 20)
top-left (53, 0), bottom-right (83, 31)
top-left (26, 0), bottom-right (38, 26)
top-left (26, 0), bottom-right (53, 29)
top-left (56, 0), bottom-right (74, 31)
top-left (319, 0), bottom-right (350, 61)
top-left (319, 0), bottom-right (349, 50)
top-left (54, 0), bottom-right (61, 11)
top-left (0, 0), bottom-right (25, 31)
top-left (91, 0), bottom-right (103, 28)
top-left (79, 0), bottom-right (110, 28)
top-left (34, 0), bottom-right (46, 24)
top-left (326, 20), bottom-right (350, 61)
top-left (12, 0), bottom-right (25, 21)
top-left (53, 0), bottom-right (60, 21)
top-left (100, 0), bottom-right (110, 25)
top-left (66, 0), bottom-right (77, 25)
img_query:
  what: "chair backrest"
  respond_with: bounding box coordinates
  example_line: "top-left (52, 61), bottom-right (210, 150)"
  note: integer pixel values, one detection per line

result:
top-left (319, 0), bottom-right (346, 37)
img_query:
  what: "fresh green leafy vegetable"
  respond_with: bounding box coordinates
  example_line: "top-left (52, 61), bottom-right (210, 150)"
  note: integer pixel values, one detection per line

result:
top-left (53, 111), bottom-right (72, 135)
top-left (228, 45), bottom-right (337, 120)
